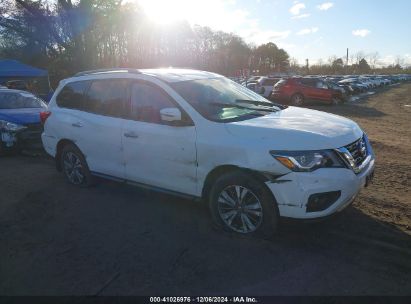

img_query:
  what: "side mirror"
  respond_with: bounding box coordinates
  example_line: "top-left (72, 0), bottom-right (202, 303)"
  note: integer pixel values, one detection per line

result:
top-left (160, 107), bottom-right (182, 122)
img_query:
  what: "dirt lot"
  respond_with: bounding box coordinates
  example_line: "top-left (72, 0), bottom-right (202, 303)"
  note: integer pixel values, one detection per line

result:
top-left (1, 84), bottom-right (410, 296)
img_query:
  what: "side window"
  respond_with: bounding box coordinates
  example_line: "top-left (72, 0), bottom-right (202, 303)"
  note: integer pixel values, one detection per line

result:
top-left (316, 81), bottom-right (328, 89)
top-left (56, 81), bottom-right (89, 109)
top-left (130, 82), bottom-right (178, 125)
top-left (83, 79), bottom-right (128, 117)
top-left (300, 79), bottom-right (310, 86)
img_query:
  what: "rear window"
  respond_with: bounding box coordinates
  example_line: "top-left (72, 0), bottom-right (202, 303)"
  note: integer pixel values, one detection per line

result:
top-left (0, 92), bottom-right (45, 109)
top-left (56, 81), bottom-right (90, 110)
top-left (274, 79), bottom-right (287, 88)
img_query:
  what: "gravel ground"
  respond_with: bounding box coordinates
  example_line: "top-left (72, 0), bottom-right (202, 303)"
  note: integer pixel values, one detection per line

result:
top-left (0, 84), bottom-right (410, 296)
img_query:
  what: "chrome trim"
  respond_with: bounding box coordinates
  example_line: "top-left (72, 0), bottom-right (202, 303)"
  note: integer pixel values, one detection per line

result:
top-left (335, 135), bottom-right (371, 174)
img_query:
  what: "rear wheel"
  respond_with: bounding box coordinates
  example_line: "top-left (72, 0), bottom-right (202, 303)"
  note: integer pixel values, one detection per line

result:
top-left (60, 144), bottom-right (93, 187)
top-left (331, 96), bottom-right (342, 105)
top-left (290, 93), bottom-right (304, 106)
top-left (209, 171), bottom-right (279, 238)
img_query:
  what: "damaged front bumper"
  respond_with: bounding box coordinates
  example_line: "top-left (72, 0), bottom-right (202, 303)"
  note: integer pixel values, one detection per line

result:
top-left (1, 124), bottom-right (43, 151)
top-left (265, 157), bottom-right (375, 219)
top-left (1, 130), bottom-right (22, 148)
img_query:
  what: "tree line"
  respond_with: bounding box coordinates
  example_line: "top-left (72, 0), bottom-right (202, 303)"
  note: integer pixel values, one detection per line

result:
top-left (0, 0), bottom-right (290, 84)
top-left (290, 52), bottom-right (410, 75)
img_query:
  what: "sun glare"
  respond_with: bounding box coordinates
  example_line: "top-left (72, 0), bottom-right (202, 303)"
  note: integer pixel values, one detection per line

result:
top-left (138, 0), bottom-right (197, 25)
top-left (136, 0), bottom-right (242, 32)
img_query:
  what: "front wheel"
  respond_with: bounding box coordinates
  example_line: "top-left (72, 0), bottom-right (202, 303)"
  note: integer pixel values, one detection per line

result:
top-left (209, 171), bottom-right (279, 238)
top-left (331, 96), bottom-right (342, 105)
top-left (290, 94), bottom-right (304, 106)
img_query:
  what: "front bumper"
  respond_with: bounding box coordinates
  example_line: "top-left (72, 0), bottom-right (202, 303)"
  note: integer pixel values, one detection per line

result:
top-left (1, 123), bottom-right (43, 151)
top-left (266, 157), bottom-right (375, 219)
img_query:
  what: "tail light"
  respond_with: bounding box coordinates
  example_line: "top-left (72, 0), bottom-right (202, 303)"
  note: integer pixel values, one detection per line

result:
top-left (40, 111), bottom-right (51, 125)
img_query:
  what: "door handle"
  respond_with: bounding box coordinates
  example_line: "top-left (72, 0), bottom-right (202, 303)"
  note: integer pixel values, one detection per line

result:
top-left (72, 122), bottom-right (83, 128)
top-left (124, 131), bottom-right (139, 138)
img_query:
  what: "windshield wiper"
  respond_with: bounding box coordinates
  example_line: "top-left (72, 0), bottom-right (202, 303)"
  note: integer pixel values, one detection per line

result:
top-left (210, 102), bottom-right (278, 112)
top-left (235, 99), bottom-right (288, 110)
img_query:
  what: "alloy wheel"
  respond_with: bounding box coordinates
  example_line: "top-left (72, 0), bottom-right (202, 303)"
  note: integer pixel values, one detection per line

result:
top-left (292, 95), bottom-right (303, 106)
top-left (63, 151), bottom-right (84, 185)
top-left (332, 97), bottom-right (341, 105)
top-left (217, 185), bottom-right (263, 233)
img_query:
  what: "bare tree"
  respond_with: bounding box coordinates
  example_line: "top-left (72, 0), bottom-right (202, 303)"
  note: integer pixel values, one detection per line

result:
top-left (355, 51), bottom-right (365, 64)
top-left (395, 55), bottom-right (405, 68)
top-left (368, 52), bottom-right (380, 69)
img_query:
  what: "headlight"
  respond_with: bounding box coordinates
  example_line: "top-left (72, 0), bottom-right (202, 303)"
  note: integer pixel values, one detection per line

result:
top-left (0, 120), bottom-right (27, 132)
top-left (270, 150), bottom-right (345, 172)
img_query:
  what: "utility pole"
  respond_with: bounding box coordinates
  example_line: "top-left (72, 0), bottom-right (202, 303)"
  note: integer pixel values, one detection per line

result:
top-left (346, 48), bottom-right (349, 66)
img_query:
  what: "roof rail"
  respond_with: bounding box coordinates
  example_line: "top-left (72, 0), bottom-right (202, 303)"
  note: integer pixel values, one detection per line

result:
top-left (74, 68), bottom-right (141, 77)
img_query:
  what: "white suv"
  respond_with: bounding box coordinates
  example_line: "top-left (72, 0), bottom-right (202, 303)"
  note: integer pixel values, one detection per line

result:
top-left (42, 68), bottom-right (375, 237)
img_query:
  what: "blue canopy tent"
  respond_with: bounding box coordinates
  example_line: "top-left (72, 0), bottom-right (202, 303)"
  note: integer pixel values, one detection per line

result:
top-left (0, 59), bottom-right (48, 77)
top-left (0, 59), bottom-right (51, 101)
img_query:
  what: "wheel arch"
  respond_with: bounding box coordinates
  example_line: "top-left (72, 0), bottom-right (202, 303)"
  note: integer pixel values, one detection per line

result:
top-left (201, 165), bottom-right (275, 201)
top-left (292, 92), bottom-right (304, 97)
top-left (55, 139), bottom-right (78, 171)
top-left (290, 92), bottom-right (304, 100)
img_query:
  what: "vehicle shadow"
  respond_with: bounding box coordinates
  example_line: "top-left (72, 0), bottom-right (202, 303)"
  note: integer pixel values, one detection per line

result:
top-left (77, 179), bottom-right (411, 295)
top-left (2, 159), bottom-right (411, 296)
top-left (307, 101), bottom-right (386, 118)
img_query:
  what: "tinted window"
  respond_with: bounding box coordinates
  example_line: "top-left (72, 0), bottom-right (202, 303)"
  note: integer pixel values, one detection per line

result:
top-left (262, 78), bottom-right (279, 86)
top-left (130, 82), bottom-right (177, 124)
top-left (316, 81), bottom-right (328, 89)
top-left (171, 78), bottom-right (281, 123)
top-left (300, 78), bottom-right (316, 87)
top-left (274, 79), bottom-right (287, 88)
top-left (0, 92), bottom-right (46, 109)
top-left (56, 81), bottom-right (89, 109)
top-left (83, 79), bottom-right (128, 117)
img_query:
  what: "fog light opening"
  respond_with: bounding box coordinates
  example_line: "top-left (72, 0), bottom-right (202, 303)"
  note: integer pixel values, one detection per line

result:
top-left (306, 191), bottom-right (341, 212)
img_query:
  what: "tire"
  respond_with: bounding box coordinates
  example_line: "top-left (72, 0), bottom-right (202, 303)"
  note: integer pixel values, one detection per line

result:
top-left (60, 143), bottom-right (94, 187)
top-left (290, 93), bottom-right (304, 106)
top-left (331, 96), bottom-right (342, 105)
top-left (208, 170), bottom-right (279, 239)
top-left (260, 87), bottom-right (265, 95)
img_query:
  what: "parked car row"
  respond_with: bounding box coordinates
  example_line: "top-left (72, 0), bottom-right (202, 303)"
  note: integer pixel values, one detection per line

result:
top-left (238, 74), bottom-right (411, 106)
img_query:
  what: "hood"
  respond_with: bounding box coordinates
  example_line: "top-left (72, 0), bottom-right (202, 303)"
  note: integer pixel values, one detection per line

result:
top-left (0, 108), bottom-right (42, 125)
top-left (225, 106), bottom-right (363, 150)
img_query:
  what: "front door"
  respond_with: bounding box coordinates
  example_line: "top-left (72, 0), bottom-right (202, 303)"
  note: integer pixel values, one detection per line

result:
top-left (123, 81), bottom-right (198, 196)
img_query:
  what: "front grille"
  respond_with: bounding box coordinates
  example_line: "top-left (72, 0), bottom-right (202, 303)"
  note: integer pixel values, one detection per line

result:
top-left (344, 136), bottom-right (368, 167)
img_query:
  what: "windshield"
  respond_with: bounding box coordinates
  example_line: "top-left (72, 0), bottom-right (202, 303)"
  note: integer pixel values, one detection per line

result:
top-left (171, 77), bottom-right (281, 122)
top-left (0, 92), bottom-right (46, 109)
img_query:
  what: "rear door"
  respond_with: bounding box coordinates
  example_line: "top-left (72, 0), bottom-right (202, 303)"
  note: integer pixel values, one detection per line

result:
top-left (299, 78), bottom-right (317, 99)
top-left (74, 78), bottom-right (130, 178)
top-left (71, 78), bottom-right (129, 178)
top-left (314, 80), bottom-right (333, 101)
top-left (123, 80), bottom-right (198, 195)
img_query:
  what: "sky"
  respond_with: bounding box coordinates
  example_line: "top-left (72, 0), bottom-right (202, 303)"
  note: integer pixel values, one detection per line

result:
top-left (137, 0), bottom-right (411, 66)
